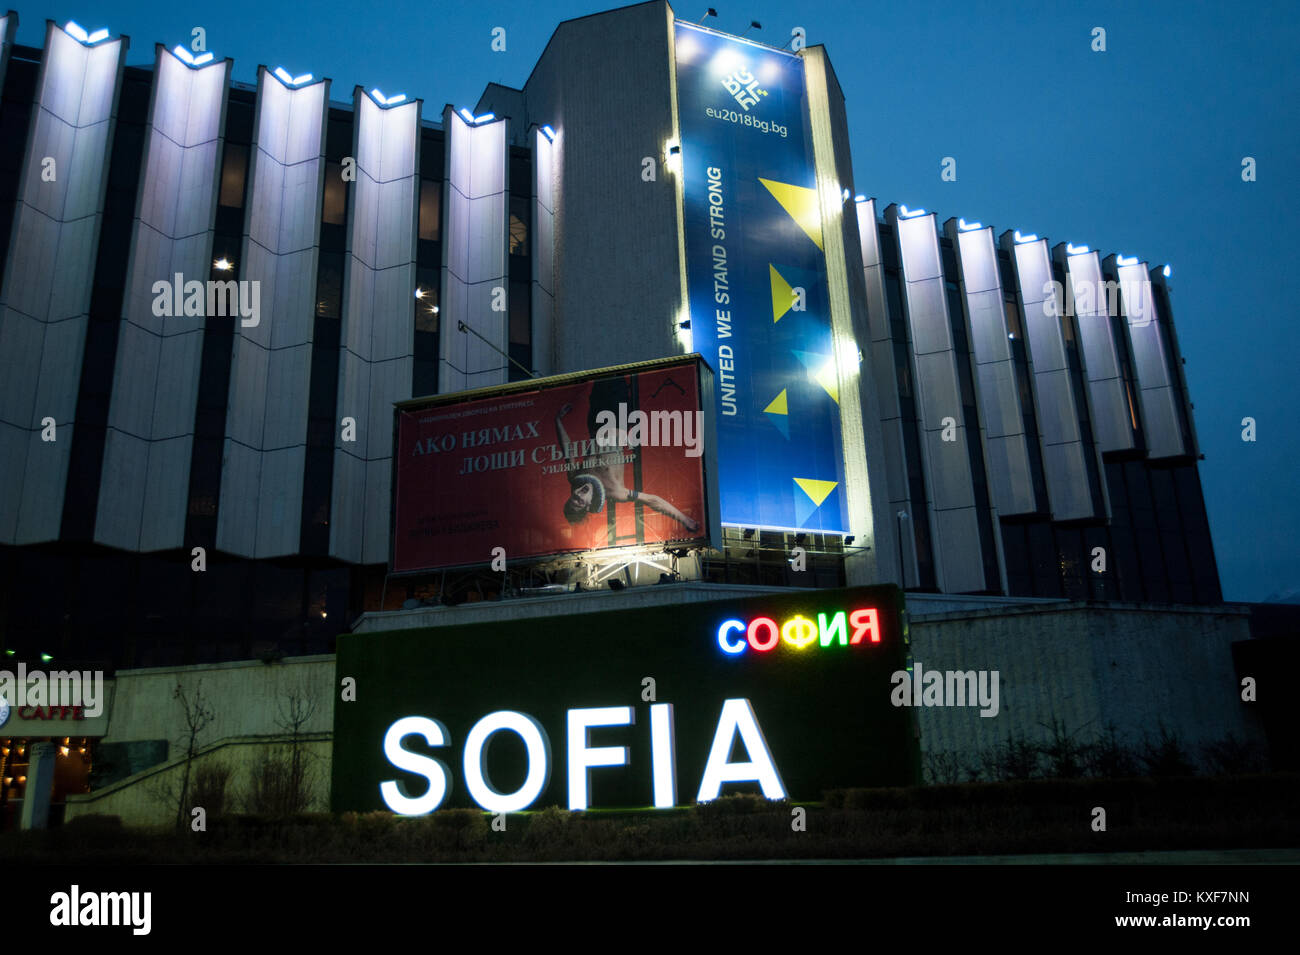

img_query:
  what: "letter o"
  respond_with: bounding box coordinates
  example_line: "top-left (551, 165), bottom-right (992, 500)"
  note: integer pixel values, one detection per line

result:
top-left (462, 711), bottom-right (551, 813)
top-left (747, 617), bottom-right (779, 652)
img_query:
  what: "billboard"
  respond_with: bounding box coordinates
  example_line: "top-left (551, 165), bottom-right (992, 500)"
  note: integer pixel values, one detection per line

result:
top-left (674, 21), bottom-right (849, 533)
top-left (392, 357), bottom-right (718, 573)
top-left (332, 585), bottom-right (917, 813)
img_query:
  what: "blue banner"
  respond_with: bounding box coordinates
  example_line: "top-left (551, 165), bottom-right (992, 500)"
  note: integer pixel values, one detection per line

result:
top-left (674, 21), bottom-right (849, 533)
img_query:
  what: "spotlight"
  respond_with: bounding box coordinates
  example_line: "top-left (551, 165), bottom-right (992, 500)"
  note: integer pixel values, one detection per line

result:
top-left (273, 67), bottom-right (313, 87)
top-left (845, 535), bottom-right (856, 545)
top-left (172, 46), bottom-right (214, 67)
top-left (369, 89), bottom-right (407, 107)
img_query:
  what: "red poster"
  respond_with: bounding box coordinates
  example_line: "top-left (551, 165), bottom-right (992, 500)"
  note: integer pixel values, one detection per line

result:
top-left (394, 362), bottom-right (711, 572)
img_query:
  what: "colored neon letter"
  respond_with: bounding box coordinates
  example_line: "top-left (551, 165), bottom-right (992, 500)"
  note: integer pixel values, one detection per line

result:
top-left (781, 614), bottom-right (817, 649)
top-left (380, 716), bottom-right (451, 815)
top-left (818, 611), bottom-right (847, 646)
top-left (747, 617), bottom-right (779, 652)
top-left (462, 710), bottom-right (551, 813)
top-left (717, 619), bottom-right (747, 654)
top-left (567, 706), bottom-right (634, 811)
top-left (696, 698), bottom-right (787, 801)
top-left (849, 608), bottom-right (880, 644)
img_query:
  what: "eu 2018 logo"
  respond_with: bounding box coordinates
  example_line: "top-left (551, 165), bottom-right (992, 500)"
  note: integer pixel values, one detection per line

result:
top-left (721, 69), bottom-right (767, 111)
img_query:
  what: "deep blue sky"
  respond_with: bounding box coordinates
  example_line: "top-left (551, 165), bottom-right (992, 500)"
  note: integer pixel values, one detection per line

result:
top-left (11, 1), bottom-right (1298, 601)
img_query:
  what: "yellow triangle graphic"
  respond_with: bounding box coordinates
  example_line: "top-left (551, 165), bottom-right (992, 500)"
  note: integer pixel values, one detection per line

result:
top-left (763, 388), bottom-right (788, 416)
top-left (759, 178), bottom-right (824, 251)
top-left (770, 265), bottom-right (795, 323)
top-left (794, 477), bottom-right (838, 507)
top-left (813, 364), bottom-right (839, 404)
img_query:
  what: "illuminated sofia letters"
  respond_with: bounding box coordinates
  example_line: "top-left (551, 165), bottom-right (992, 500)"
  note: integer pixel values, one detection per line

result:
top-left (379, 698), bottom-right (786, 814)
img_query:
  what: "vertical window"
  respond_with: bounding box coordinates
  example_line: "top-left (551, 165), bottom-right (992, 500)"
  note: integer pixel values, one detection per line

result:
top-left (218, 143), bottom-right (249, 208)
top-left (316, 251), bottom-right (343, 318)
top-left (322, 161), bottom-right (347, 225)
top-left (419, 179), bottom-right (441, 241)
top-left (509, 196), bottom-right (529, 256)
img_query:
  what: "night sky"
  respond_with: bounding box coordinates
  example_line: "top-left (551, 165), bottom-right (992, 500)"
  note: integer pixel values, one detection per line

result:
top-left (10, 1), bottom-right (1297, 601)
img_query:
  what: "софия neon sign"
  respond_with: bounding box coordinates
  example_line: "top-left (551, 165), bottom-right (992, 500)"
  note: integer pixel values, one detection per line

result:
top-left (716, 608), bottom-right (881, 655)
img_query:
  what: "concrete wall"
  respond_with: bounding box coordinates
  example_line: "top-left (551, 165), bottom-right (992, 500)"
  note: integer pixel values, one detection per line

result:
top-left (216, 68), bottom-right (328, 558)
top-left (64, 735), bottom-right (331, 827)
top-left (330, 89), bottom-right (420, 564)
top-left (521, 0), bottom-right (685, 373)
top-left (909, 602), bottom-right (1259, 779)
top-left (96, 47), bottom-right (229, 551)
top-left (64, 655), bottom-right (334, 826)
top-left (803, 47), bottom-right (897, 589)
top-left (0, 23), bottom-right (126, 544)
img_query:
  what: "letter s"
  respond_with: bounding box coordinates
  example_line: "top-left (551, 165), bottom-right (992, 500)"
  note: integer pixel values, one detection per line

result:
top-left (380, 716), bottom-right (451, 815)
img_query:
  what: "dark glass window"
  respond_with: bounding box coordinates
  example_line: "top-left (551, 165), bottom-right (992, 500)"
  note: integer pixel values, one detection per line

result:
top-left (419, 179), bottom-right (441, 241)
top-left (218, 143), bottom-right (249, 208)
top-left (415, 285), bottom-right (440, 333)
top-left (327, 114), bottom-right (352, 162)
top-left (510, 153), bottom-right (532, 196)
top-left (322, 162), bottom-right (346, 225)
top-left (509, 280), bottom-right (530, 345)
top-left (420, 131), bottom-right (445, 180)
top-left (509, 196), bottom-right (529, 256)
top-left (316, 251), bottom-right (343, 319)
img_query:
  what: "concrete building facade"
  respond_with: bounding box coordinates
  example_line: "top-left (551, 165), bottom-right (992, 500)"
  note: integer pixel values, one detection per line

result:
top-left (0, 5), bottom-right (1255, 827)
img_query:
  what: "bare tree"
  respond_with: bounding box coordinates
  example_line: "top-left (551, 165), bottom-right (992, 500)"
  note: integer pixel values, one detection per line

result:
top-left (171, 679), bottom-right (215, 831)
top-left (245, 682), bottom-right (322, 816)
top-left (278, 683), bottom-right (319, 813)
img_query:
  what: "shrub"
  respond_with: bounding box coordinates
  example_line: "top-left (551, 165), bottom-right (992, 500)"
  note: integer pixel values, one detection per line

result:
top-left (1200, 732), bottom-right (1267, 776)
top-left (1082, 722), bottom-right (1139, 779)
top-left (190, 760), bottom-right (235, 818)
top-left (1038, 717), bottom-right (1088, 779)
top-left (981, 735), bottom-right (1042, 781)
top-left (1140, 724), bottom-right (1197, 777)
top-left (244, 748), bottom-right (316, 816)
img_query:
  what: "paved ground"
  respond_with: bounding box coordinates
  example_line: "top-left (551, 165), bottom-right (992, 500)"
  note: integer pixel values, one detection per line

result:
top-left (605, 848), bottom-right (1300, 864)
